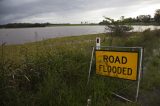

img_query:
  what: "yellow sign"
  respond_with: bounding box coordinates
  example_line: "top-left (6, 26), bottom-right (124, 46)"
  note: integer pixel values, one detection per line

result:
top-left (96, 51), bottom-right (139, 80)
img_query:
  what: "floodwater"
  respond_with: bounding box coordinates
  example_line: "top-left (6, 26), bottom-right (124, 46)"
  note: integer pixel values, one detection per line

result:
top-left (0, 25), bottom-right (160, 45)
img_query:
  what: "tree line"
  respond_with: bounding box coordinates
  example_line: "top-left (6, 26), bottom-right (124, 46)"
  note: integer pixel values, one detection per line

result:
top-left (99, 9), bottom-right (160, 25)
top-left (0, 23), bottom-right (50, 28)
top-left (0, 23), bottom-right (73, 28)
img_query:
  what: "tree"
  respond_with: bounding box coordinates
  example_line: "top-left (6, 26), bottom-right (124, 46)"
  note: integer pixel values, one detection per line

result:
top-left (104, 17), bottom-right (133, 36)
top-left (154, 9), bottom-right (160, 24)
top-left (103, 17), bottom-right (133, 45)
top-left (123, 17), bottom-right (137, 23)
top-left (137, 15), bottom-right (151, 23)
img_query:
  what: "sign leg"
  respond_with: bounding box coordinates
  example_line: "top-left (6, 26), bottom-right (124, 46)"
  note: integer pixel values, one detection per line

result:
top-left (135, 48), bottom-right (143, 102)
top-left (87, 47), bottom-right (95, 85)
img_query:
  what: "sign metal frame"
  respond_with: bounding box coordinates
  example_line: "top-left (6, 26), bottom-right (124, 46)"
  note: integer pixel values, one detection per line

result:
top-left (87, 46), bottom-right (143, 102)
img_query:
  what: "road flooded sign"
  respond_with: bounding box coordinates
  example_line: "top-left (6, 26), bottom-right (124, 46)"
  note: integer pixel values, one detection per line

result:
top-left (96, 50), bottom-right (139, 80)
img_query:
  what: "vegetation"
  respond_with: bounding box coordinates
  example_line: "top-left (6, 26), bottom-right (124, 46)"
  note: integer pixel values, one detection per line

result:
top-left (1, 9), bottom-right (160, 29)
top-left (154, 9), bottom-right (160, 24)
top-left (0, 23), bottom-right (99, 28)
top-left (0, 23), bottom-right (49, 28)
top-left (0, 28), bottom-right (160, 105)
top-left (99, 9), bottom-right (160, 25)
top-left (102, 17), bottom-right (133, 45)
top-left (103, 17), bottom-right (133, 34)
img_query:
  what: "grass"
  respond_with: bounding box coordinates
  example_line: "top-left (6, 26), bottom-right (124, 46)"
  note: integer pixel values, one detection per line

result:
top-left (0, 29), bottom-right (160, 106)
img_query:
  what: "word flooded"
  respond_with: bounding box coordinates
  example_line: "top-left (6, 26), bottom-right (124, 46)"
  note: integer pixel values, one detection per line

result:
top-left (96, 51), bottom-right (139, 80)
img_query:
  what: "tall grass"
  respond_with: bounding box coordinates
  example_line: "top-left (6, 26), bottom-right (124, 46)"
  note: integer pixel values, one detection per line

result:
top-left (0, 30), bottom-right (160, 106)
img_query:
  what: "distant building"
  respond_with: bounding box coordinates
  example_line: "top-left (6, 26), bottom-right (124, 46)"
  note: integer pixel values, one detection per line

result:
top-left (81, 21), bottom-right (88, 24)
top-left (120, 16), bottom-right (125, 21)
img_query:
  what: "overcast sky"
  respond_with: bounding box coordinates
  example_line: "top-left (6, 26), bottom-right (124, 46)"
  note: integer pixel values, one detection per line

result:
top-left (0, 0), bottom-right (160, 24)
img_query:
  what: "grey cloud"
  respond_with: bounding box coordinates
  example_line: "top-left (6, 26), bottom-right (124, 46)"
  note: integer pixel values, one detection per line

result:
top-left (0, 0), bottom-right (160, 24)
top-left (0, 0), bottom-right (82, 23)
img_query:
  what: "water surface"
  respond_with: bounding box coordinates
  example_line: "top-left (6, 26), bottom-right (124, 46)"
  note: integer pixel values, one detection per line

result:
top-left (0, 25), bottom-right (160, 45)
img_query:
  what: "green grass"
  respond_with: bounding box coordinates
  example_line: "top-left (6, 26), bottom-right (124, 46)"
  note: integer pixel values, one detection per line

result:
top-left (0, 29), bottom-right (160, 106)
